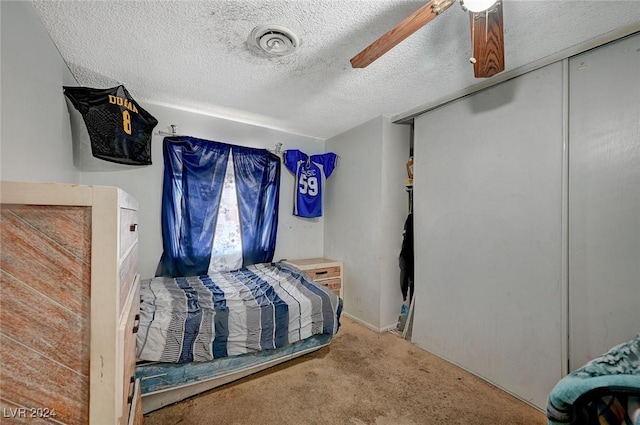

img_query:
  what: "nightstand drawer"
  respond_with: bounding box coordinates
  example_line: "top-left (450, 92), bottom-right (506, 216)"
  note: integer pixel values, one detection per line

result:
top-left (306, 266), bottom-right (341, 281)
top-left (282, 258), bottom-right (343, 298)
top-left (317, 278), bottom-right (341, 296)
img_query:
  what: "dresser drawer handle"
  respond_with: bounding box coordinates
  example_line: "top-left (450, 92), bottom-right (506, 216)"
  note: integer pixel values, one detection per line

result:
top-left (132, 314), bottom-right (140, 334)
top-left (130, 224), bottom-right (138, 232)
top-left (127, 376), bottom-right (135, 404)
top-left (314, 271), bottom-right (328, 276)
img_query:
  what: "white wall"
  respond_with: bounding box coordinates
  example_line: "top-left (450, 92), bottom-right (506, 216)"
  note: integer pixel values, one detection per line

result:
top-left (1, 1), bottom-right (79, 184)
top-left (325, 117), bottom-right (383, 327)
top-left (79, 103), bottom-right (326, 279)
top-left (325, 116), bottom-right (410, 329)
top-left (413, 63), bottom-right (565, 410)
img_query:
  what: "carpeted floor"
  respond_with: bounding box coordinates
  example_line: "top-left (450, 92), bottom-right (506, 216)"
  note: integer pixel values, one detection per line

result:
top-left (144, 317), bottom-right (546, 425)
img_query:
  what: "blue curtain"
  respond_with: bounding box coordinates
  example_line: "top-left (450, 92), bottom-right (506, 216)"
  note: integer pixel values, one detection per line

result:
top-left (156, 136), bottom-right (280, 277)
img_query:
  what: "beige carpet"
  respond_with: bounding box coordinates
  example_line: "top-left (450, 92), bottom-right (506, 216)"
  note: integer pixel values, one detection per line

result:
top-left (145, 317), bottom-right (546, 425)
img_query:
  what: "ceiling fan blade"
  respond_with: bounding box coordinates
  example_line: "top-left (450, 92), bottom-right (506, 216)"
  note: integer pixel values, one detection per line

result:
top-left (351, 0), bottom-right (455, 68)
top-left (469, 0), bottom-right (505, 78)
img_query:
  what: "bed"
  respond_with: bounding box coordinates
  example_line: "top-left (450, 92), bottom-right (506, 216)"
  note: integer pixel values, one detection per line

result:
top-left (134, 262), bottom-right (342, 413)
top-left (547, 335), bottom-right (640, 425)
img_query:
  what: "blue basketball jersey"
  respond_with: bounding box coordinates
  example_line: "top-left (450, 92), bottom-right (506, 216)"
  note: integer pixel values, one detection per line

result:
top-left (284, 150), bottom-right (338, 218)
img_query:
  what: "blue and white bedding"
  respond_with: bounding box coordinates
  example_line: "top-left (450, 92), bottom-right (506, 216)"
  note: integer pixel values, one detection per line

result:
top-left (136, 262), bottom-right (342, 364)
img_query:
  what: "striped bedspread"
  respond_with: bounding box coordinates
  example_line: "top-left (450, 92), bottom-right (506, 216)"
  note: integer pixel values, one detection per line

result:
top-left (137, 262), bottom-right (342, 364)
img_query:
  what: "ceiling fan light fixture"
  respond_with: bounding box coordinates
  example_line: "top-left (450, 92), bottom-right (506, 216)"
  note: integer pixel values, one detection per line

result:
top-left (460, 0), bottom-right (498, 13)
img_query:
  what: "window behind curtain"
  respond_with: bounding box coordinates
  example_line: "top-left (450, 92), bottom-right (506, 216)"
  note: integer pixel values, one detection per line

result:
top-left (208, 152), bottom-right (243, 272)
top-left (156, 136), bottom-right (280, 278)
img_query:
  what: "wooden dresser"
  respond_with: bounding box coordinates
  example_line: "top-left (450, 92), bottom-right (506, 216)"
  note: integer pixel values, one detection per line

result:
top-left (282, 258), bottom-right (343, 298)
top-left (0, 182), bottom-right (142, 425)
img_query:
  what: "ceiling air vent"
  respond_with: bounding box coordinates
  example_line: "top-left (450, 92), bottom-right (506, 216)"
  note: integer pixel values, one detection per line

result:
top-left (248, 25), bottom-right (300, 57)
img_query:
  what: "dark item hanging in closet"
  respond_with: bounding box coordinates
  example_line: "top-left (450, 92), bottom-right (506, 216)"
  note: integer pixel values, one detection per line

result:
top-left (399, 213), bottom-right (414, 302)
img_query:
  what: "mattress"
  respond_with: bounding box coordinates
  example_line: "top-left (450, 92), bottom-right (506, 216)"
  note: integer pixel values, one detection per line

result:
top-left (137, 262), bottom-right (342, 364)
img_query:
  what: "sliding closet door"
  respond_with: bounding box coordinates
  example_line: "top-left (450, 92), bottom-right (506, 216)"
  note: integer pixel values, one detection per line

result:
top-left (412, 62), bottom-right (564, 409)
top-left (568, 34), bottom-right (640, 371)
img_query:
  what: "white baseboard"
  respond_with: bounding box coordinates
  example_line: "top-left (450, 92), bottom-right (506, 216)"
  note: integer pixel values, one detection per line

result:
top-left (342, 312), bottom-right (396, 333)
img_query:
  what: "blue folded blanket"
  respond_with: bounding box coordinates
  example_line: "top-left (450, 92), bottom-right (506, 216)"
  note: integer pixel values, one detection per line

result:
top-left (547, 335), bottom-right (640, 425)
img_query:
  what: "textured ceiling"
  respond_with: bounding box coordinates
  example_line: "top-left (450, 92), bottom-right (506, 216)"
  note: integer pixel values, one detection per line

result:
top-left (33, 0), bottom-right (640, 139)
